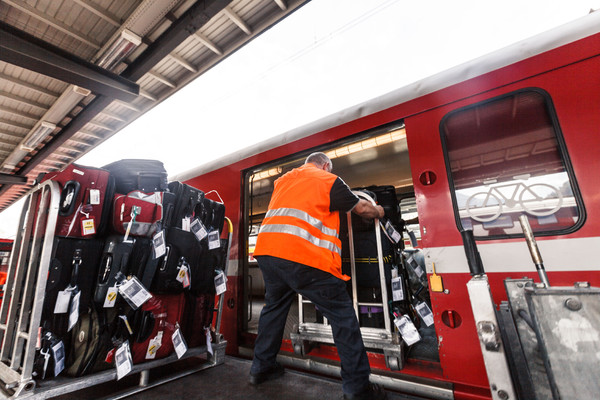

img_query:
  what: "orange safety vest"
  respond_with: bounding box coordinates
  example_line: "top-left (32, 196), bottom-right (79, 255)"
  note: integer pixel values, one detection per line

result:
top-left (253, 163), bottom-right (349, 281)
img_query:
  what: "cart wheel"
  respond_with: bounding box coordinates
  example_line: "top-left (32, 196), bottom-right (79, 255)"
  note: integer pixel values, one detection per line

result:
top-left (386, 356), bottom-right (400, 371)
top-left (293, 342), bottom-right (304, 356)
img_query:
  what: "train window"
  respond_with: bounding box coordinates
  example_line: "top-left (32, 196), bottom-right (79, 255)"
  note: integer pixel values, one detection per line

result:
top-left (441, 89), bottom-right (583, 238)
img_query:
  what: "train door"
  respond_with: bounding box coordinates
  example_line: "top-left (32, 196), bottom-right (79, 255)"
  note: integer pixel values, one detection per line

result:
top-left (241, 121), bottom-right (440, 366)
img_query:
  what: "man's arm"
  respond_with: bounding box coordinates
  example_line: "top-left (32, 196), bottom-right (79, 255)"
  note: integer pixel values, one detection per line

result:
top-left (352, 199), bottom-right (385, 220)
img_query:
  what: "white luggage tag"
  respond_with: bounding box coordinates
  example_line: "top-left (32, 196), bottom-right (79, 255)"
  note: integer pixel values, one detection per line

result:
top-left (152, 230), bottom-right (167, 259)
top-left (407, 255), bottom-right (425, 278)
top-left (205, 327), bottom-right (213, 355)
top-left (207, 229), bottom-right (220, 250)
top-left (214, 270), bottom-right (226, 296)
top-left (172, 324), bottom-right (187, 359)
top-left (54, 287), bottom-right (74, 314)
top-left (118, 276), bottom-right (152, 310)
top-left (182, 216), bottom-right (191, 232)
top-left (145, 331), bottom-right (163, 360)
top-left (67, 289), bottom-right (80, 332)
top-left (391, 276), bottom-right (405, 301)
top-left (103, 286), bottom-right (118, 308)
top-left (115, 341), bottom-right (133, 381)
top-left (190, 218), bottom-right (208, 241)
top-left (393, 313), bottom-right (421, 346)
top-left (383, 220), bottom-right (402, 243)
top-left (89, 189), bottom-right (101, 205)
top-left (415, 301), bottom-right (434, 327)
top-left (51, 340), bottom-right (66, 377)
top-left (81, 218), bottom-right (96, 236)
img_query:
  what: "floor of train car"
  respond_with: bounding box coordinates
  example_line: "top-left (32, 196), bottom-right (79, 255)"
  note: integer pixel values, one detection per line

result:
top-left (248, 298), bottom-right (440, 363)
top-left (54, 356), bottom-right (426, 399)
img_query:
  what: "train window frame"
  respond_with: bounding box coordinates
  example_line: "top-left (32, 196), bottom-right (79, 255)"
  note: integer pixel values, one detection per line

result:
top-left (439, 88), bottom-right (585, 239)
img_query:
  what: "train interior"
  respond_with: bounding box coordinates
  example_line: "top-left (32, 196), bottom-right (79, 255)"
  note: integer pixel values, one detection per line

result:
top-left (242, 122), bottom-right (440, 365)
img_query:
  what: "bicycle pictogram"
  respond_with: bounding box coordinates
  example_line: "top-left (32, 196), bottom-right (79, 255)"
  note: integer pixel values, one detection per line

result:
top-left (465, 182), bottom-right (563, 222)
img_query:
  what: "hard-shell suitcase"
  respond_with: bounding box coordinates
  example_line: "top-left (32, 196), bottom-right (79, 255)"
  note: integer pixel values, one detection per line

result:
top-left (198, 197), bottom-right (225, 233)
top-left (182, 292), bottom-right (214, 347)
top-left (41, 163), bottom-right (114, 238)
top-left (102, 159), bottom-right (168, 194)
top-left (130, 293), bottom-right (185, 364)
top-left (111, 191), bottom-right (164, 237)
top-left (150, 227), bottom-right (204, 293)
top-left (167, 181), bottom-right (204, 229)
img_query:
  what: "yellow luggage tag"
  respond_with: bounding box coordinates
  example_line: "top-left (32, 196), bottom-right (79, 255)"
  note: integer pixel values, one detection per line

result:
top-left (429, 262), bottom-right (444, 292)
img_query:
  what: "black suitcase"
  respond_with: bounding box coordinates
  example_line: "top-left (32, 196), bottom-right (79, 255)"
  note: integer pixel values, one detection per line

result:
top-left (150, 227), bottom-right (204, 293)
top-left (198, 197), bottom-right (225, 233)
top-left (94, 236), bottom-right (136, 307)
top-left (341, 230), bottom-right (394, 288)
top-left (43, 238), bottom-right (104, 322)
top-left (102, 159), bottom-right (168, 194)
top-left (360, 185), bottom-right (401, 229)
top-left (167, 181), bottom-right (204, 229)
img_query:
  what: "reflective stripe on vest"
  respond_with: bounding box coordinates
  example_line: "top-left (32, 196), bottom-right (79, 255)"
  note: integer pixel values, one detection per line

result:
top-left (261, 206), bottom-right (341, 255)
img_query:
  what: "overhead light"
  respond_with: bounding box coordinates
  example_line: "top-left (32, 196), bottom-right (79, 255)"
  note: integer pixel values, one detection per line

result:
top-left (97, 29), bottom-right (142, 71)
top-left (325, 128), bottom-right (406, 160)
top-left (251, 167), bottom-right (282, 182)
top-left (20, 121), bottom-right (56, 151)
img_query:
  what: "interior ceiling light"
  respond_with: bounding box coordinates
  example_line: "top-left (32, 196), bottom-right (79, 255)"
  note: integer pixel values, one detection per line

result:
top-left (97, 29), bottom-right (142, 71)
top-left (20, 121), bottom-right (56, 151)
top-left (326, 128), bottom-right (406, 160)
top-left (251, 167), bottom-right (282, 181)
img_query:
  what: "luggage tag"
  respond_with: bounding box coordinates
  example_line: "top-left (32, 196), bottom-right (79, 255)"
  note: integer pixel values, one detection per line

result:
top-left (383, 220), bottom-right (402, 243)
top-left (172, 324), bottom-right (187, 359)
top-left (67, 289), bottom-right (81, 331)
top-left (393, 313), bottom-right (421, 346)
top-left (118, 276), bottom-right (152, 310)
top-left (54, 287), bottom-right (74, 314)
top-left (214, 270), bottom-right (226, 296)
top-left (415, 301), bottom-right (434, 327)
top-left (51, 340), bottom-right (65, 377)
top-left (391, 276), bottom-right (405, 301)
top-left (81, 218), bottom-right (96, 236)
top-left (103, 286), bottom-right (118, 308)
top-left (176, 262), bottom-right (191, 289)
top-left (182, 216), bottom-right (191, 232)
top-left (145, 331), bottom-right (163, 360)
top-left (205, 327), bottom-right (213, 355)
top-left (152, 230), bottom-right (167, 259)
top-left (190, 218), bottom-right (208, 242)
top-left (407, 255), bottom-right (425, 278)
top-left (89, 189), bottom-right (101, 205)
top-left (207, 229), bottom-right (220, 250)
top-left (115, 341), bottom-right (133, 381)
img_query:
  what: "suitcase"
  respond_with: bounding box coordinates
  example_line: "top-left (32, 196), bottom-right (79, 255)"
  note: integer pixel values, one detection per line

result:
top-left (198, 197), bottom-right (225, 233)
top-left (167, 181), bottom-right (204, 229)
top-left (94, 236), bottom-right (136, 307)
top-left (341, 230), bottom-right (394, 288)
top-left (40, 163), bottom-right (114, 238)
top-left (359, 305), bottom-right (385, 328)
top-left (182, 292), bottom-right (214, 347)
top-left (102, 159), bottom-right (168, 194)
top-left (150, 227), bottom-right (204, 293)
top-left (42, 237), bottom-right (104, 328)
top-left (111, 191), bottom-right (163, 237)
top-left (160, 190), bottom-right (178, 230)
top-left (360, 185), bottom-right (401, 227)
top-left (130, 293), bottom-right (185, 364)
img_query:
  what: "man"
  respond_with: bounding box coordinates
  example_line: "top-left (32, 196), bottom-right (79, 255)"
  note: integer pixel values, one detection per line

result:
top-left (250, 152), bottom-right (387, 400)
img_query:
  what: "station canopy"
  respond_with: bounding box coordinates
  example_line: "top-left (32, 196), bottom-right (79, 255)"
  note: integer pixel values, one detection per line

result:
top-left (0, 0), bottom-right (308, 212)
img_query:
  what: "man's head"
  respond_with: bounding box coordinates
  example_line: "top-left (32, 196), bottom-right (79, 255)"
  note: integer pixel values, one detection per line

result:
top-left (305, 152), bottom-right (332, 173)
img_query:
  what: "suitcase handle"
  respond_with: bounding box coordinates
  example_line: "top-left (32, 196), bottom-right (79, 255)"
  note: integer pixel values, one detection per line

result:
top-left (59, 180), bottom-right (81, 217)
top-left (159, 245), bottom-right (171, 272)
top-left (70, 249), bottom-right (83, 287)
top-left (99, 254), bottom-right (112, 284)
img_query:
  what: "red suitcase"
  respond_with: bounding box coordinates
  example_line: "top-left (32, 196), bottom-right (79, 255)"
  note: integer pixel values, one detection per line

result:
top-left (41, 163), bottom-right (114, 238)
top-left (112, 191), bottom-right (163, 237)
top-left (130, 293), bottom-right (185, 364)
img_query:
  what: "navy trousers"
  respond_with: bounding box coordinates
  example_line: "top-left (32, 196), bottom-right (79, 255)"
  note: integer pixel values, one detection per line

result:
top-left (250, 255), bottom-right (371, 395)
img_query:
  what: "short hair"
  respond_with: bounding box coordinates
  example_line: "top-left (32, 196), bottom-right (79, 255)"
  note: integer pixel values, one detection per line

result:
top-left (305, 152), bottom-right (332, 170)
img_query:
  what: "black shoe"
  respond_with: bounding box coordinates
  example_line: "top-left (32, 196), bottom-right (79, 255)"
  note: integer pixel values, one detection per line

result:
top-left (343, 383), bottom-right (388, 400)
top-left (249, 363), bottom-right (285, 385)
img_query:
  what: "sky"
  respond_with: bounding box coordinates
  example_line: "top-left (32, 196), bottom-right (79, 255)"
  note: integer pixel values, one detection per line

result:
top-left (0, 0), bottom-right (598, 238)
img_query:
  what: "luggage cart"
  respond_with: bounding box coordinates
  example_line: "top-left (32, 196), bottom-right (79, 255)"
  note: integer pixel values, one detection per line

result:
top-left (291, 192), bottom-right (405, 371)
top-left (0, 181), bottom-right (228, 399)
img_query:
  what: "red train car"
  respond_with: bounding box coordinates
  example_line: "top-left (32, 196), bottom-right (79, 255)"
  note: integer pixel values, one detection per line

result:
top-left (173, 11), bottom-right (600, 400)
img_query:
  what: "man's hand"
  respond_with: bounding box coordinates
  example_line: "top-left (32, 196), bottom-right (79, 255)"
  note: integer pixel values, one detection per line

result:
top-left (352, 199), bottom-right (385, 220)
